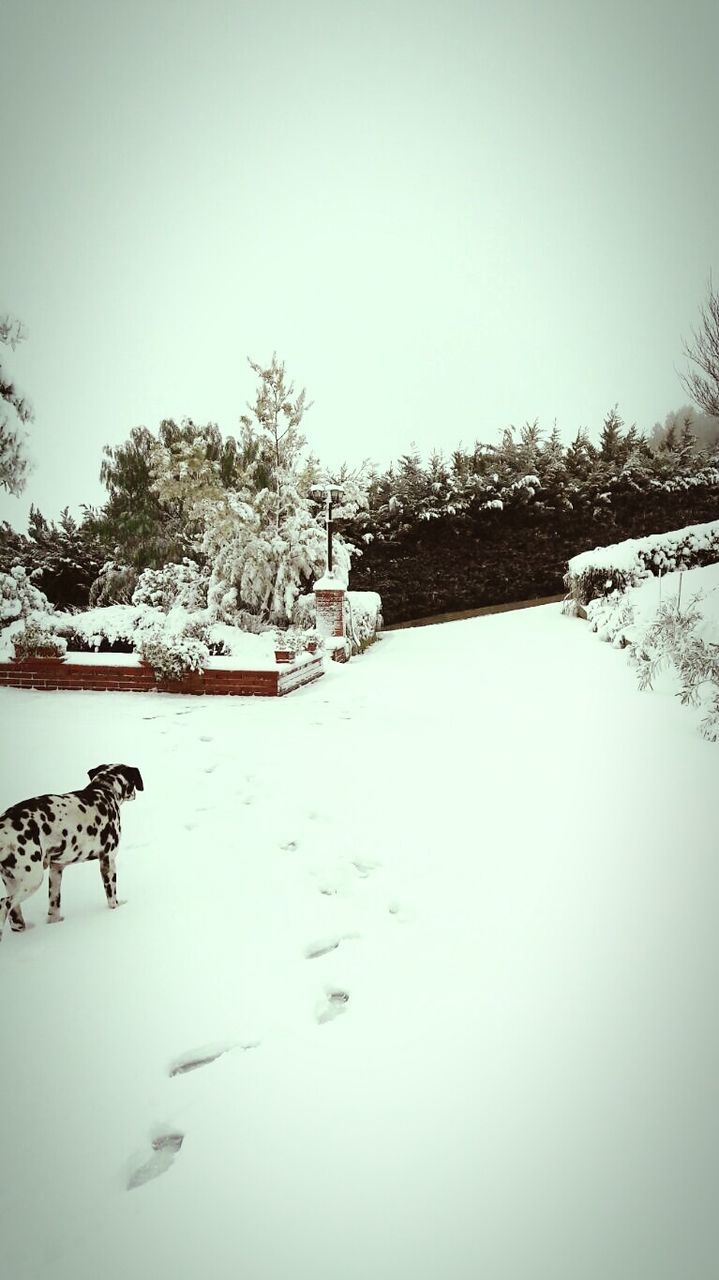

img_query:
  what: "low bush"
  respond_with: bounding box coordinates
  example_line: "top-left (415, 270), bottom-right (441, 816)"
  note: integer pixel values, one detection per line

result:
top-left (12, 619), bottom-right (67, 660)
top-left (138, 632), bottom-right (210, 682)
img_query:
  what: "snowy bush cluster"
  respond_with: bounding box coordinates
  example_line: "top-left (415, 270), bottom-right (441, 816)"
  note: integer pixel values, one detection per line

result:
top-left (565, 520), bottom-right (719, 607)
top-left (0, 590), bottom-right (284, 672)
top-left (575, 542), bottom-right (719, 743)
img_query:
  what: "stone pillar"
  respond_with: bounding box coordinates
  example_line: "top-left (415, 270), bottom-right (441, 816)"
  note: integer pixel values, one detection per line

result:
top-left (314, 575), bottom-right (349, 662)
top-left (314, 576), bottom-right (346, 638)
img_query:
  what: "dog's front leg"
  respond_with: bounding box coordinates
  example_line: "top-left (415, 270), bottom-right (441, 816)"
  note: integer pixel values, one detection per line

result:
top-left (99, 853), bottom-right (125, 910)
top-left (9, 905), bottom-right (27, 932)
top-left (47, 863), bottom-right (65, 923)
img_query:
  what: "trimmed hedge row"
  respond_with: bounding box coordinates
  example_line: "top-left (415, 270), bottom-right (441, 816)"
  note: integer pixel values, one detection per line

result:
top-left (348, 488), bottom-right (719, 624)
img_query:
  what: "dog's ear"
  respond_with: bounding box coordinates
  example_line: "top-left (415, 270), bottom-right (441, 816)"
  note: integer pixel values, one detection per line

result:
top-left (118, 765), bottom-right (144, 792)
top-left (88, 765), bottom-right (110, 780)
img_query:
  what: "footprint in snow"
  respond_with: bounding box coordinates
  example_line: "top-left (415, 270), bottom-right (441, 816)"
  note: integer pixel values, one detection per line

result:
top-left (352, 858), bottom-right (379, 879)
top-left (204, 764), bottom-right (218, 774)
top-left (304, 932), bottom-right (358, 959)
top-left (127, 1131), bottom-right (184, 1191)
top-left (316, 990), bottom-right (350, 1025)
top-left (304, 937), bottom-right (341, 960)
top-left (168, 1041), bottom-right (258, 1077)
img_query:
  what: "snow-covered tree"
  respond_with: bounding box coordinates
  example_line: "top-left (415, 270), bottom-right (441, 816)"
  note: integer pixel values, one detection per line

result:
top-left (200, 356), bottom-right (363, 626)
top-left (0, 313), bottom-right (33, 495)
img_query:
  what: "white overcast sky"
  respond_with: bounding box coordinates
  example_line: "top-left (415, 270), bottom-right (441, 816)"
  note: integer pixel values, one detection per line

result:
top-left (1, 0), bottom-right (717, 528)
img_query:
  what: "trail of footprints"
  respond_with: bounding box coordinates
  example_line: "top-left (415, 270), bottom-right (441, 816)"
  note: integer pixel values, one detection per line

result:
top-left (127, 811), bottom-right (403, 1192)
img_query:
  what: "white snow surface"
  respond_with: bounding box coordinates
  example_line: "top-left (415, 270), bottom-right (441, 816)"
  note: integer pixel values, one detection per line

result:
top-left (1, 604), bottom-right (717, 1280)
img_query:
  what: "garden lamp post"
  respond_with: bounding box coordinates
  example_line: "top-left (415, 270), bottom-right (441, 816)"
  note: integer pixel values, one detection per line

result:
top-left (310, 483), bottom-right (345, 576)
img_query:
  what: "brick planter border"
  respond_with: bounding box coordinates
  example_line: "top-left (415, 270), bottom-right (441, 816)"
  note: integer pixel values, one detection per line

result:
top-left (0, 655), bottom-right (324, 698)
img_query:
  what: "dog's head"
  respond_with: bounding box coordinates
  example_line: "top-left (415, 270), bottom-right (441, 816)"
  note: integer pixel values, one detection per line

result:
top-left (88, 765), bottom-right (144, 803)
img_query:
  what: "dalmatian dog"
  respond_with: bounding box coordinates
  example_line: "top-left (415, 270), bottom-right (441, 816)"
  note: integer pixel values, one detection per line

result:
top-left (0, 765), bottom-right (144, 942)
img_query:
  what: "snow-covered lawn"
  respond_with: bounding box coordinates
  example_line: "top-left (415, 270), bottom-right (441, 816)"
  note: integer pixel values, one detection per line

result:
top-left (1, 604), bottom-right (717, 1280)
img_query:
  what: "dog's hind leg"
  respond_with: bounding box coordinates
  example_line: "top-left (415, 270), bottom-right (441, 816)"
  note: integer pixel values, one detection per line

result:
top-left (0, 863), bottom-right (44, 942)
top-left (47, 862), bottom-right (65, 923)
top-left (0, 875), bottom-right (26, 932)
top-left (0, 894), bottom-right (11, 942)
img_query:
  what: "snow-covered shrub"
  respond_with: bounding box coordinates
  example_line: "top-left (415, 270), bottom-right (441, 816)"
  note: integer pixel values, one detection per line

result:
top-left (12, 619), bottom-right (67, 659)
top-left (346, 591), bottom-right (383, 652)
top-left (132, 560), bottom-right (208, 612)
top-left (89, 561), bottom-right (138, 607)
top-left (138, 632), bottom-right (210, 681)
top-left (583, 595), bottom-right (636, 648)
top-left (0, 566), bottom-right (52, 625)
top-left (291, 593), bottom-right (316, 631)
top-left (565, 519), bottom-right (719, 607)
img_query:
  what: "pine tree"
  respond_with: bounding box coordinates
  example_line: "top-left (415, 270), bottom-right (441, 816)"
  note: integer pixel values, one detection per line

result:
top-left (201, 355), bottom-right (357, 626)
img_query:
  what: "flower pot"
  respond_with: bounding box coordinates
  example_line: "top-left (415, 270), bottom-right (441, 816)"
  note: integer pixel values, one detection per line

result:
top-left (274, 649), bottom-right (296, 664)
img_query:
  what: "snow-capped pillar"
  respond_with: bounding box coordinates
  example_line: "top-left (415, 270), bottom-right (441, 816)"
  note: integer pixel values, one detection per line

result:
top-left (314, 575), bottom-right (345, 637)
top-left (314, 574), bottom-right (349, 662)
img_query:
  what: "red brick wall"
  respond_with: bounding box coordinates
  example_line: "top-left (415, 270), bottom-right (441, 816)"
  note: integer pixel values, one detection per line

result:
top-left (0, 656), bottom-right (323, 698)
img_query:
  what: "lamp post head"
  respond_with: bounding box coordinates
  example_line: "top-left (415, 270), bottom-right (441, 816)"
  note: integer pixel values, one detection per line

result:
top-left (309, 482), bottom-right (345, 504)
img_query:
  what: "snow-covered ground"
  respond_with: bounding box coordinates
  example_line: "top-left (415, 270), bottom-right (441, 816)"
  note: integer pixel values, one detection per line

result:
top-left (1, 604), bottom-right (717, 1280)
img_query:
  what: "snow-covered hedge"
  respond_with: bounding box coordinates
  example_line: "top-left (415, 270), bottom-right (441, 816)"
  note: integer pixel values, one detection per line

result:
top-left (564, 520), bottom-right (719, 607)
